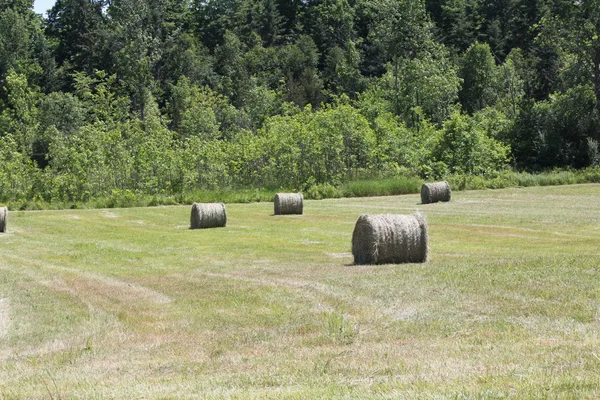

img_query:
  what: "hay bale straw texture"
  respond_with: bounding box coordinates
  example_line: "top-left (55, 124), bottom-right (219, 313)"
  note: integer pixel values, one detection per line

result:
top-left (190, 203), bottom-right (227, 229)
top-left (352, 213), bottom-right (428, 265)
top-left (421, 181), bottom-right (451, 204)
top-left (0, 207), bottom-right (6, 233)
top-left (274, 193), bottom-right (303, 215)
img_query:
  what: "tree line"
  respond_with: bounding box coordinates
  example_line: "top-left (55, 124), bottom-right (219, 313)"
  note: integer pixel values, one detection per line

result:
top-left (0, 0), bottom-right (599, 203)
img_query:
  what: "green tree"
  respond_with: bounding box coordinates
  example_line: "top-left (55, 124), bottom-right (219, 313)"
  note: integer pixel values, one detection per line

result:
top-left (214, 30), bottom-right (252, 107)
top-left (108, 0), bottom-right (160, 119)
top-left (0, 1), bottom-right (52, 92)
top-left (45, 0), bottom-right (108, 77)
top-left (368, 0), bottom-right (460, 125)
top-left (432, 111), bottom-right (510, 175)
top-left (508, 85), bottom-right (599, 169)
top-left (0, 70), bottom-right (40, 156)
top-left (167, 76), bottom-right (246, 140)
top-left (428, 0), bottom-right (483, 52)
top-left (35, 91), bottom-right (86, 168)
top-left (191, 0), bottom-right (240, 49)
top-left (458, 42), bottom-right (503, 114)
top-left (540, 0), bottom-right (600, 111)
top-left (278, 35), bottom-right (325, 107)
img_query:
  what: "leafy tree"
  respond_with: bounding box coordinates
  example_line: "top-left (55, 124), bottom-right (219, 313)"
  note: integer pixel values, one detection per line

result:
top-left (0, 1), bottom-right (53, 95)
top-left (108, 0), bottom-right (161, 119)
top-left (458, 42), bottom-right (503, 114)
top-left (45, 0), bottom-right (108, 77)
top-left (35, 91), bottom-right (85, 168)
top-left (509, 85), bottom-right (599, 169)
top-left (71, 70), bottom-right (129, 127)
top-left (432, 111), bottom-right (510, 175)
top-left (0, 7), bottom-right (34, 79)
top-left (274, 0), bottom-right (305, 40)
top-left (368, 0), bottom-right (460, 125)
top-left (167, 76), bottom-right (247, 140)
top-left (191, 0), bottom-right (240, 49)
top-left (259, 102), bottom-right (376, 188)
top-left (428, 0), bottom-right (483, 52)
top-left (125, 93), bottom-right (177, 194)
top-left (0, 133), bottom-right (39, 201)
top-left (0, 70), bottom-right (40, 156)
top-left (278, 35), bottom-right (325, 107)
top-left (353, 0), bottom-right (387, 78)
top-left (540, 0), bottom-right (600, 111)
top-left (214, 30), bottom-right (253, 107)
top-left (234, 0), bottom-right (283, 46)
top-left (481, 0), bottom-right (543, 58)
top-left (324, 42), bottom-right (366, 97)
top-left (310, 0), bottom-right (355, 52)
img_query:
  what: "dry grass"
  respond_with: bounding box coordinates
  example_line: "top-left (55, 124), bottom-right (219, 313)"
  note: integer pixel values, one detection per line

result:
top-left (1, 184), bottom-right (600, 398)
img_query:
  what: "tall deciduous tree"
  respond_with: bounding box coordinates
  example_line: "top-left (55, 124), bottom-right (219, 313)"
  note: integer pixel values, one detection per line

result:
top-left (0, 0), bottom-right (52, 92)
top-left (45, 0), bottom-right (108, 78)
top-left (459, 42), bottom-right (502, 114)
top-left (541, 0), bottom-right (600, 111)
top-left (369, 0), bottom-right (460, 125)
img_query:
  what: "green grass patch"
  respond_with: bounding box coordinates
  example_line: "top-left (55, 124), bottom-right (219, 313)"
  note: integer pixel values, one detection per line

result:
top-left (340, 176), bottom-right (421, 198)
top-left (2, 184), bottom-right (600, 397)
top-left (449, 167), bottom-right (600, 191)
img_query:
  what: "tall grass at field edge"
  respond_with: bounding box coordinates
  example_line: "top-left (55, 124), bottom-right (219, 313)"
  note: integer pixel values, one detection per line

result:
top-left (6, 167), bottom-right (600, 210)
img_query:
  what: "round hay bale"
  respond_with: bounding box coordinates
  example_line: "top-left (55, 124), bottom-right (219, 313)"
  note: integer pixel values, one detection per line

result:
top-left (190, 203), bottom-right (227, 229)
top-left (274, 193), bottom-right (303, 215)
top-left (421, 181), bottom-right (451, 204)
top-left (352, 212), bottom-right (428, 265)
top-left (0, 207), bottom-right (6, 233)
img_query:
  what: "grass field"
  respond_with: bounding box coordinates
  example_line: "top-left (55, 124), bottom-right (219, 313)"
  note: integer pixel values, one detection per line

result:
top-left (1, 184), bottom-right (600, 399)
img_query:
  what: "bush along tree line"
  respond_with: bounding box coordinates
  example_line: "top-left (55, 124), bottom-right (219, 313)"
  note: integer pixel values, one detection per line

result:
top-left (0, 0), bottom-right (599, 205)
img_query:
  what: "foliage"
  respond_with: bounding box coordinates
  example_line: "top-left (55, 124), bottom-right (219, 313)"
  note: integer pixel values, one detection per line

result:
top-left (458, 42), bottom-right (502, 114)
top-left (432, 111), bottom-right (511, 175)
top-left (509, 85), bottom-right (599, 170)
top-left (0, 0), bottom-right (598, 204)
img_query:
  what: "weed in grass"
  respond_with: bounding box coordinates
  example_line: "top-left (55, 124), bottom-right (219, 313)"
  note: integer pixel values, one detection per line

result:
top-left (325, 308), bottom-right (358, 345)
top-left (313, 350), bottom-right (352, 375)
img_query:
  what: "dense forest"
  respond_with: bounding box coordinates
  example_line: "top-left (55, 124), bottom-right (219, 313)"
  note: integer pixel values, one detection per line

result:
top-left (0, 0), bottom-right (599, 203)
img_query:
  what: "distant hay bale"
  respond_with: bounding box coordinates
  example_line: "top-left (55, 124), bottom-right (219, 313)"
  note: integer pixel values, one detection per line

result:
top-left (274, 193), bottom-right (303, 215)
top-left (190, 203), bottom-right (227, 229)
top-left (352, 213), bottom-right (428, 265)
top-left (0, 207), bottom-right (5, 233)
top-left (421, 181), bottom-right (451, 204)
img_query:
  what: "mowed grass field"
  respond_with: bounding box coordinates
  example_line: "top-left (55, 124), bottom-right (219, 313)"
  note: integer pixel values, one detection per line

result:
top-left (1, 185), bottom-right (600, 399)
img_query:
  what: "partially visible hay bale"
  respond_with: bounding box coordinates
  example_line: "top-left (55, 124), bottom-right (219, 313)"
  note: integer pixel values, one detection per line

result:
top-left (0, 207), bottom-right (6, 233)
top-left (421, 181), bottom-right (451, 204)
top-left (190, 203), bottom-right (227, 229)
top-left (352, 212), bottom-right (428, 265)
top-left (274, 193), bottom-right (303, 215)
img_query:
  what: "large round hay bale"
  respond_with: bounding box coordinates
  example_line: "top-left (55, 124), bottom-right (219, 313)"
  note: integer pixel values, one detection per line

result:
top-left (352, 213), bottom-right (428, 265)
top-left (190, 202), bottom-right (227, 229)
top-left (0, 207), bottom-right (6, 233)
top-left (421, 181), bottom-right (451, 204)
top-left (274, 193), bottom-right (303, 215)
